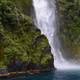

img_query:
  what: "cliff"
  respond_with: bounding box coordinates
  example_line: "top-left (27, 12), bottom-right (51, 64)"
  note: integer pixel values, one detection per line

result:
top-left (0, 0), bottom-right (54, 72)
top-left (58, 0), bottom-right (80, 61)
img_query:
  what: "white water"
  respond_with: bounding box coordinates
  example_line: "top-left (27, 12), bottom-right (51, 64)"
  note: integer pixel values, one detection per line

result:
top-left (32, 0), bottom-right (80, 70)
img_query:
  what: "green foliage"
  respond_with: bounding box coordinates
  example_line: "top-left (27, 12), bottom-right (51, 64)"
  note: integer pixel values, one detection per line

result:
top-left (59, 0), bottom-right (80, 58)
top-left (11, 0), bottom-right (32, 15)
top-left (59, 0), bottom-right (80, 43)
top-left (0, 0), bottom-right (53, 69)
top-left (0, 61), bottom-right (6, 68)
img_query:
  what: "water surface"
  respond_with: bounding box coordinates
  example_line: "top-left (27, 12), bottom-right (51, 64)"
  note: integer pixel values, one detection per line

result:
top-left (1, 70), bottom-right (80, 80)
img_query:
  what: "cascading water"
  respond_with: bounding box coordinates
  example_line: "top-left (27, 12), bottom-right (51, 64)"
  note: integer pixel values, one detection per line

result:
top-left (32, 0), bottom-right (80, 70)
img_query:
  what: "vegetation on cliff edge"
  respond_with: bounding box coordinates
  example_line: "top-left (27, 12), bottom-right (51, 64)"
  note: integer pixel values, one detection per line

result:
top-left (0, 0), bottom-right (53, 71)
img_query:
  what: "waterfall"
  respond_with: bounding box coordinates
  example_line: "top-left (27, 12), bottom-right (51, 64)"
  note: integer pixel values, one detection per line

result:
top-left (32, 0), bottom-right (80, 70)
